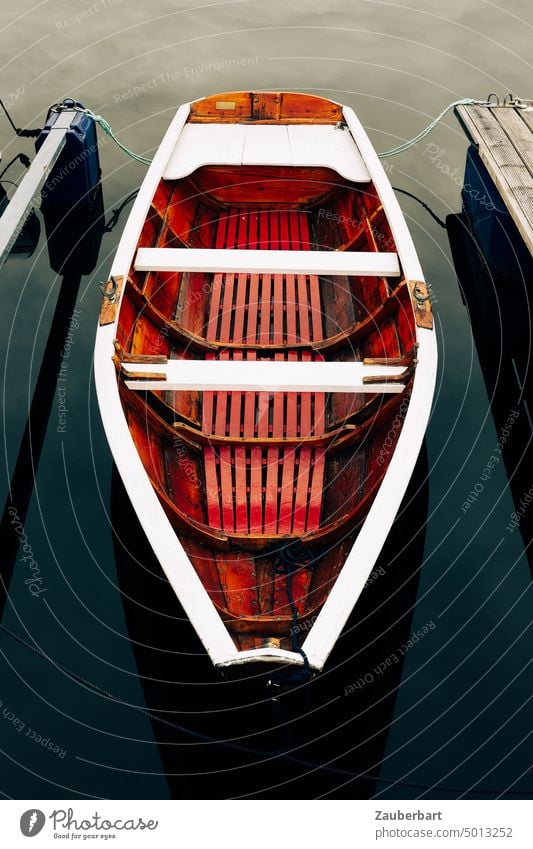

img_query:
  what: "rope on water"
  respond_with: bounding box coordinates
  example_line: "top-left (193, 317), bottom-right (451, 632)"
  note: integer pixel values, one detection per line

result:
top-left (392, 187), bottom-right (446, 229)
top-left (377, 98), bottom-right (487, 159)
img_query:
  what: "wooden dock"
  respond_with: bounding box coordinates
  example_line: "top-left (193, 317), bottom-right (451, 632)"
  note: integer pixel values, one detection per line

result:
top-left (455, 98), bottom-right (533, 256)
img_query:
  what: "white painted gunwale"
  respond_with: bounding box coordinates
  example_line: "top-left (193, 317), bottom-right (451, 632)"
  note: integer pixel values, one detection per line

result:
top-left (300, 107), bottom-right (437, 670)
top-left (94, 96), bottom-right (438, 673)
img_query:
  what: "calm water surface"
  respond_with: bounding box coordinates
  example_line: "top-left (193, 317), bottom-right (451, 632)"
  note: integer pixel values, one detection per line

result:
top-left (0, 0), bottom-right (531, 799)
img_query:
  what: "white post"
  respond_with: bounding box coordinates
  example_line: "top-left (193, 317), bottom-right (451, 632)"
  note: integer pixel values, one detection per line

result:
top-left (0, 109), bottom-right (77, 266)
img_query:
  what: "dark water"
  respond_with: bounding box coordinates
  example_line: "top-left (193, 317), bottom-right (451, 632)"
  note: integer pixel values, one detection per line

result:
top-left (1, 0), bottom-right (532, 799)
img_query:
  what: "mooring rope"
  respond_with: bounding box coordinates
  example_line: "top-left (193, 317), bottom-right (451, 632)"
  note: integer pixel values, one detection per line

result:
top-left (377, 97), bottom-right (487, 158)
top-left (274, 543), bottom-right (313, 681)
top-left (391, 187), bottom-right (446, 229)
top-left (70, 104), bottom-right (153, 165)
top-left (62, 97), bottom-right (490, 166)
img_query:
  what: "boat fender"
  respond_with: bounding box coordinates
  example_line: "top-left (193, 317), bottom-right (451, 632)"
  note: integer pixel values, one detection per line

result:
top-left (35, 100), bottom-right (104, 274)
top-left (36, 99), bottom-right (101, 211)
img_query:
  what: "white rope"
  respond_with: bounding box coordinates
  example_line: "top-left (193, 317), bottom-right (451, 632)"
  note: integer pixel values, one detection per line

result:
top-left (68, 98), bottom-right (488, 165)
top-left (377, 98), bottom-right (487, 158)
top-left (75, 106), bottom-right (152, 165)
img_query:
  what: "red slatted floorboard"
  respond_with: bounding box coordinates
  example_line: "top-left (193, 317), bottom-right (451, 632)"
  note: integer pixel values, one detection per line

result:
top-left (203, 209), bottom-right (326, 543)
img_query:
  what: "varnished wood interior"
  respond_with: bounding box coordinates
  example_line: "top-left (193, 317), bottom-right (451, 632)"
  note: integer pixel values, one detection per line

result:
top-left (116, 97), bottom-right (417, 654)
top-left (188, 91), bottom-right (344, 124)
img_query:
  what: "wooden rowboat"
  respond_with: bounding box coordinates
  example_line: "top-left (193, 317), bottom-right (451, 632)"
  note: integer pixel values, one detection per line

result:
top-left (95, 91), bottom-right (437, 676)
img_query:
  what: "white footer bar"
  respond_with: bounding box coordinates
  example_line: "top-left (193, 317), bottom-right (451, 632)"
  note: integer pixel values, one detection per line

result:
top-left (122, 359), bottom-right (407, 393)
top-left (134, 247), bottom-right (401, 278)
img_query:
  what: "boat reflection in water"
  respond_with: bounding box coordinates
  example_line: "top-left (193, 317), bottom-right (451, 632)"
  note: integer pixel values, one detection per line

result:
top-left (447, 146), bottom-right (533, 569)
top-left (111, 446), bottom-right (429, 799)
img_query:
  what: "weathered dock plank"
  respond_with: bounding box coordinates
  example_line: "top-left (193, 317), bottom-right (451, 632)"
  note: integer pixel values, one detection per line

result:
top-left (456, 99), bottom-right (533, 256)
top-left (494, 108), bottom-right (533, 175)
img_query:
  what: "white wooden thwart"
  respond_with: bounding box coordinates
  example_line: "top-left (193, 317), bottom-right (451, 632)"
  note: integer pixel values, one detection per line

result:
top-left (122, 359), bottom-right (408, 393)
top-left (134, 247), bottom-right (401, 277)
